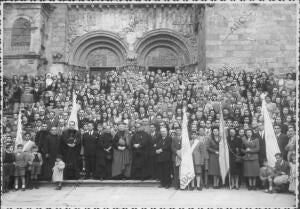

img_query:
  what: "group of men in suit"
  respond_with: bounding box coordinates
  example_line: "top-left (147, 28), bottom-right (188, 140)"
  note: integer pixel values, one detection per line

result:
top-left (78, 121), bottom-right (175, 188)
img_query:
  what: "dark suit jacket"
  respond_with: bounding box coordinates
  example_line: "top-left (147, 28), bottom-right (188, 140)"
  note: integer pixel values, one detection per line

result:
top-left (171, 136), bottom-right (181, 162)
top-left (78, 117), bottom-right (89, 129)
top-left (277, 133), bottom-right (289, 160)
top-left (46, 118), bottom-right (58, 130)
top-left (254, 132), bottom-right (266, 165)
top-left (148, 132), bottom-right (158, 157)
top-left (82, 131), bottom-right (98, 156)
top-left (274, 160), bottom-right (290, 176)
top-left (155, 135), bottom-right (172, 163)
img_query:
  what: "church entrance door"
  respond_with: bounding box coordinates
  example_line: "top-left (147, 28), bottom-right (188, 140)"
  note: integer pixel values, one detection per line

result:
top-left (90, 67), bottom-right (116, 79)
top-left (148, 66), bottom-right (175, 73)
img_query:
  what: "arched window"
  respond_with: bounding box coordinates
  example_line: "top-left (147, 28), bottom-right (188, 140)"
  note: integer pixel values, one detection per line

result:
top-left (11, 18), bottom-right (31, 48)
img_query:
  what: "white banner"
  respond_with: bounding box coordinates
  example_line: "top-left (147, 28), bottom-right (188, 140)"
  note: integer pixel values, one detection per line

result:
top-left (219, 106), bottom-right (230, 185)
top-left (67, 92), bottom-right (80, 130)
top-left (179, 108), bottom-right (195, 189)
top-left (262, 99), bottom-right (281, 167)
top-left (15, 110), bottom-right (23, 148)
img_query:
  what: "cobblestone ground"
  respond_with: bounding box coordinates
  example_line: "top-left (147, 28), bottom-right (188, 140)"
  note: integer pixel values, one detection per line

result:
top-left (2, 185), bottom-right (296, 208)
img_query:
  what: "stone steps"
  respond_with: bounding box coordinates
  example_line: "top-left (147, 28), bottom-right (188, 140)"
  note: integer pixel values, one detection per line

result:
top-left (39, 180), bottom-right (160, 187)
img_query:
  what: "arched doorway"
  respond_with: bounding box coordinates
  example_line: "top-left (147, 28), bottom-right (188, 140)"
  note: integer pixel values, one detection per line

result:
top-left (68, 30), bottom-right (128, 78)
top-left (135, 29), bottom-right (192, 73)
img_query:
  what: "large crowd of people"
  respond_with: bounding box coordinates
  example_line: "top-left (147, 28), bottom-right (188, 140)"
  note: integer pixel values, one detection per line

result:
top-left (2, 68), bottom-right (297, 194)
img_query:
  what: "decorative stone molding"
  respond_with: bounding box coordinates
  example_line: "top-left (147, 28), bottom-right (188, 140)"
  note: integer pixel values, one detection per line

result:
top-left (68, 30), bottom-right (128, 67)
top-left (135, 29), bottom-right (193, 66)
top-left (52, 52), bottom-right (64, 63)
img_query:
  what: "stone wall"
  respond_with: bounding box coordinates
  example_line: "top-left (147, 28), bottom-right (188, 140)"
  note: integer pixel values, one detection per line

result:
top-left (205, 4), bottom-right (297, 74)
top-left (3, 3), bottom-right (51, 76)
top-left (4, 59), bottom-right (39, 77)
top-left (46, 4), bottom-right (68, 64)
top-left (66, 4), bottom-right (195, 50)
top-left (64, 4), bottom-right (199, 67)
top-left (3, 3), bottom-right (297, 77)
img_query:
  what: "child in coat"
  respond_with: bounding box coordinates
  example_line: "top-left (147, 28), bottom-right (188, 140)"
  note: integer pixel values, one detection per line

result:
top-left (29, 145), bottom-right (43, 189)
top-left (3, 144), bottom-right (15, 193)
top-left (52, 155), bottom-right (65, 190)
top-left (14, 144), bottom-right (28, 191)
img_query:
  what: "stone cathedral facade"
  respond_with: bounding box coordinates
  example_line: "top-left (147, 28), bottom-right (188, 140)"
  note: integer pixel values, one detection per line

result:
top-left (3, 3), bottom-right (297, 77)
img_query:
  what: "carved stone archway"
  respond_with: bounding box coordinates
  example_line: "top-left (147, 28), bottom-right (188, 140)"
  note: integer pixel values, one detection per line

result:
top-left (135, 29), bottom-right (192, 67)
top-left (68, 30), bottom-right (128, 67)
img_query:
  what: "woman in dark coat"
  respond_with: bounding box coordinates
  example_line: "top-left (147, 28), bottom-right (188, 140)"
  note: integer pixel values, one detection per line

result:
top-left (207, 126), bottom-right (221, 189)
top-left (242, 128), bottom-right (260, 190)
top-left (60, 122), bottom-right (81, 180)
top-left (227, 128), bottom-right (243, 189)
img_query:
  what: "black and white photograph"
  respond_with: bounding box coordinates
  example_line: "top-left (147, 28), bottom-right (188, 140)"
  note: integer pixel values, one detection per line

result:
top-left (1, 1), bottom-right (298, 208)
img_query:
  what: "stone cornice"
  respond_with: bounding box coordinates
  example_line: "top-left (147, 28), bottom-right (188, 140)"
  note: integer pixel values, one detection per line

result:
top-left (4, 53), bottom-right (44, 60)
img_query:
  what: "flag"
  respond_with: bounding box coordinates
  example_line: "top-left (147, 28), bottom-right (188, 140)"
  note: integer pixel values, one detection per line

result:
top-left (15, 110), bottom-right (23, 148)
top-left (67, 92), bottom-right (79, 130)
top-left (179, 108), bottom-right (195, 189)
top-left (262, 99), bottom-right (280, 167)
top-left (219, 105), bottom-right (230, 185)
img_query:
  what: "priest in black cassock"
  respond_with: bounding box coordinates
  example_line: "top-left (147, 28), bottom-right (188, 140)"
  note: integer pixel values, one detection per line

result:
top-left (44, 126), bottom-right (61, 180)
top-left (61, 121), bottom-right (81, 180)
top-left (131, 122), bottom-right (151, 180)
top-left (35, 123), bottom-right (50, 180)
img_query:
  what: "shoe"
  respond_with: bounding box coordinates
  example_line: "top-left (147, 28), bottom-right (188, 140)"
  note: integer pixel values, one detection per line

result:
top-left (236, 186), bottom-right (240, 190)
top-left (248, 186), bottom-right (252, 190)
top-left (55, 186), bottom-right (62, 190)
top-left (197, 187), bottom-right (202, 191)
top-left (205, 185), bottom-right (209, 189)
top-left (252, 186), bottom-right (257, 190)
top-left (165, 185), bottom-right (170, 189)
top-left (158, 185), bottom-right (164, 188)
